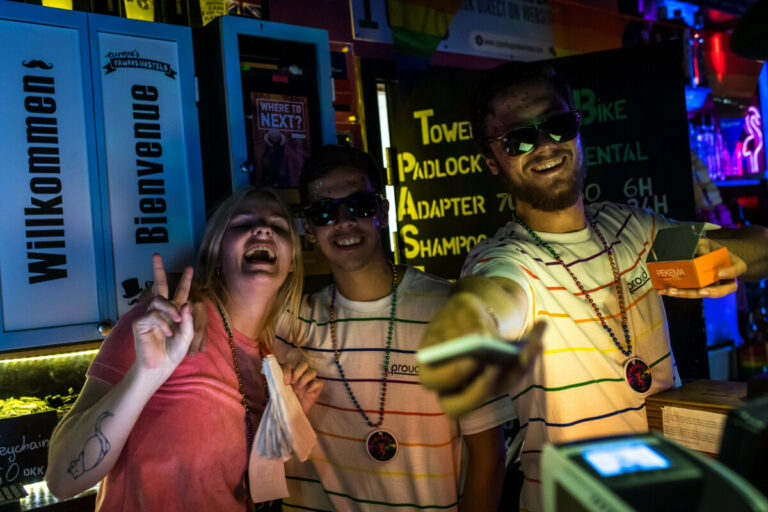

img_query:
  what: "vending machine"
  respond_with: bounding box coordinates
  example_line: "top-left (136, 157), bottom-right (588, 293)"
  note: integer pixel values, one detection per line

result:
top-left (195, 16), bottom-right (336, 208)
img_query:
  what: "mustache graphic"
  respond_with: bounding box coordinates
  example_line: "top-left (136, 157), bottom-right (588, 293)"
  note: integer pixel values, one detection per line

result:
top-left (22, 60), bottom-right (54, 69)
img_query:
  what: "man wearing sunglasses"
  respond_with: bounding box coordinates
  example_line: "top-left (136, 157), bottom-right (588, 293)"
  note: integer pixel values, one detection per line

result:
top-left (273, 145), bottom-right (514, 511)
top-left (419, 62), bottom-right (768, 511)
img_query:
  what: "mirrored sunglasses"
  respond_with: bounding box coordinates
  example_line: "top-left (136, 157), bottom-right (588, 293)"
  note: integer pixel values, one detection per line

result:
top-left (487, 110), bottom-right (581, 157)
top-left (304, 191), bottom-right (383, 226)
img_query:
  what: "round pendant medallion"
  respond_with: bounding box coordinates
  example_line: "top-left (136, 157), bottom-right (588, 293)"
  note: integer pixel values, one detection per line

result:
top-left (624, 357), bottom-right (652, 394)
top-left (366, 430), bottom-right (398, 462)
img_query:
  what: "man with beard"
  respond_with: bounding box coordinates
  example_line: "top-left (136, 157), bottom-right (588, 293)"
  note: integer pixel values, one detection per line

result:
top-left (418, 62), bottom-right (768, 512)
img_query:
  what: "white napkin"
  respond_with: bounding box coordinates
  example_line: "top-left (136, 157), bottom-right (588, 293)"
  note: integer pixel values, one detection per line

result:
top-left (249, 355), bottom-right (318, 503)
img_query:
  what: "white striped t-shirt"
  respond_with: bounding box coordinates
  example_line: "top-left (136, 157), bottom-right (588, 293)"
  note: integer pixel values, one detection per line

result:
top-left (274, 267), bottom-right (515, 511)
top-left (462, 202), bottom-right (686, 512)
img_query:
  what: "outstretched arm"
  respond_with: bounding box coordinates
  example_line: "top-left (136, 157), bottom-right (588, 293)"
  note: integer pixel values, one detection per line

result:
top-left (45, 256), bottom-right (194, 498)
top-left (419, 275), bottom-right (543, 418)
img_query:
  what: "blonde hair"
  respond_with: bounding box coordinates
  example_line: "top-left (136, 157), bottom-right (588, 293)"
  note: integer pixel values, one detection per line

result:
top-left (195, 187), bottom-right (303, 346)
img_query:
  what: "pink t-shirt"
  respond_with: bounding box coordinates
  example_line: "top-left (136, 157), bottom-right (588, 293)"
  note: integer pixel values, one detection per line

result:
top-left (87, 298), bottom-right (268, 512)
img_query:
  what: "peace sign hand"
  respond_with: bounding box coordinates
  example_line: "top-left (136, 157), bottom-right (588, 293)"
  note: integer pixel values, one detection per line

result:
top-left (132, 254), bottom-right (195, 379)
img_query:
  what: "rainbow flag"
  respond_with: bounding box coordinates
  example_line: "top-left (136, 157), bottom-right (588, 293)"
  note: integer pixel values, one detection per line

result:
top-left (387, 0), bottom-right (463, 59)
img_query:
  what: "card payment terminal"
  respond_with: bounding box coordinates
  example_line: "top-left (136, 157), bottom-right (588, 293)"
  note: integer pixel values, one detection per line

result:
top-left (541, 432), bottom-right (768, 512)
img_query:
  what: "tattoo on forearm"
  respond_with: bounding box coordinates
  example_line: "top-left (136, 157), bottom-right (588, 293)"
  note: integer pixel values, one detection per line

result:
top-left (67, 412), bottom-right (113, 480)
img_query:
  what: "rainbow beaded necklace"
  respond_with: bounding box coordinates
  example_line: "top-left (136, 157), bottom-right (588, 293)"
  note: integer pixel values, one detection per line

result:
top-left (513, 213), bottom-right (633, 356)
top-left (329, 263), bottom-right (400, 461)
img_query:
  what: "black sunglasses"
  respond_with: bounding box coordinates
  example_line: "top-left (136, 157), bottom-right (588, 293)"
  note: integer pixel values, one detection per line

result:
top-left (486, 110), bottom-right (581, 157)
top-left (304, 191), bottom-right (383, 226)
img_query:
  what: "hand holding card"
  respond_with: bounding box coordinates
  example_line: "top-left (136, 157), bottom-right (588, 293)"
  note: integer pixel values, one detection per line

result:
top-left (416, 334), bottom-right (522, 365)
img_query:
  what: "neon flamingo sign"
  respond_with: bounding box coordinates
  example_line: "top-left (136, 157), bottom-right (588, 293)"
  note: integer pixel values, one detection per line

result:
top-left (741, 106), bottom-right (764, 174)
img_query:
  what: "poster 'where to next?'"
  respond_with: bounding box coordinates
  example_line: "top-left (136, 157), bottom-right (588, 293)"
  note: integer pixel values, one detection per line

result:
top-left (390, 43), bottom-right (693, 279)
top-left (250, 92), bottom-right (311, 188)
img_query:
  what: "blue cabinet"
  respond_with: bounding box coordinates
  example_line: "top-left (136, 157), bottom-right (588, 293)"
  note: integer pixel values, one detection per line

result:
top-left (0, 3), bottom-right (205, 351)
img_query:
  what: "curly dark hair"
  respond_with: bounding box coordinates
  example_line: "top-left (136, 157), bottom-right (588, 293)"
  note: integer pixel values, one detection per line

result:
top-left (299, 145), bottom-right (385, 206)
top-left (471, 62), bottom-right (575, 156)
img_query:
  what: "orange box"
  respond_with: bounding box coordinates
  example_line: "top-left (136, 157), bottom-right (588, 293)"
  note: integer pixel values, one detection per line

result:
top-left (646, 225), bottom-right (731, 289)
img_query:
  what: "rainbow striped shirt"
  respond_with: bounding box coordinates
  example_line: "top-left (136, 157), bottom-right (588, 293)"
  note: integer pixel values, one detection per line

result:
top-left (275, 267), bottom-right (515, 511)
top-left (462, 202), bottom-right (684, 512)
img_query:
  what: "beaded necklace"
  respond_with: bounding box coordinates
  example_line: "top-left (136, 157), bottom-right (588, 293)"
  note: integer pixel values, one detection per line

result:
top-left (329, 263), bottom-right (400, 461)
top-left (216, 303), bottom-right (257, 504)
top-left (512, 212), bottom-right (653, 393)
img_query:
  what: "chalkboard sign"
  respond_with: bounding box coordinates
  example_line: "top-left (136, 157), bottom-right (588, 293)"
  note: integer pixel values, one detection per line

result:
top-left (390, 43), bottom-right (693, 279)
top-left (0, 411), bottom-right (57, 486)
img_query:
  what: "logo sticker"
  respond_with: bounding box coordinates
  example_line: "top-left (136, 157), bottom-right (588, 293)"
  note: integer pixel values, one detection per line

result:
top-left (103, 50), bottom-right (176, 79)
top-left (626, 268), bottom-right (650, 294)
